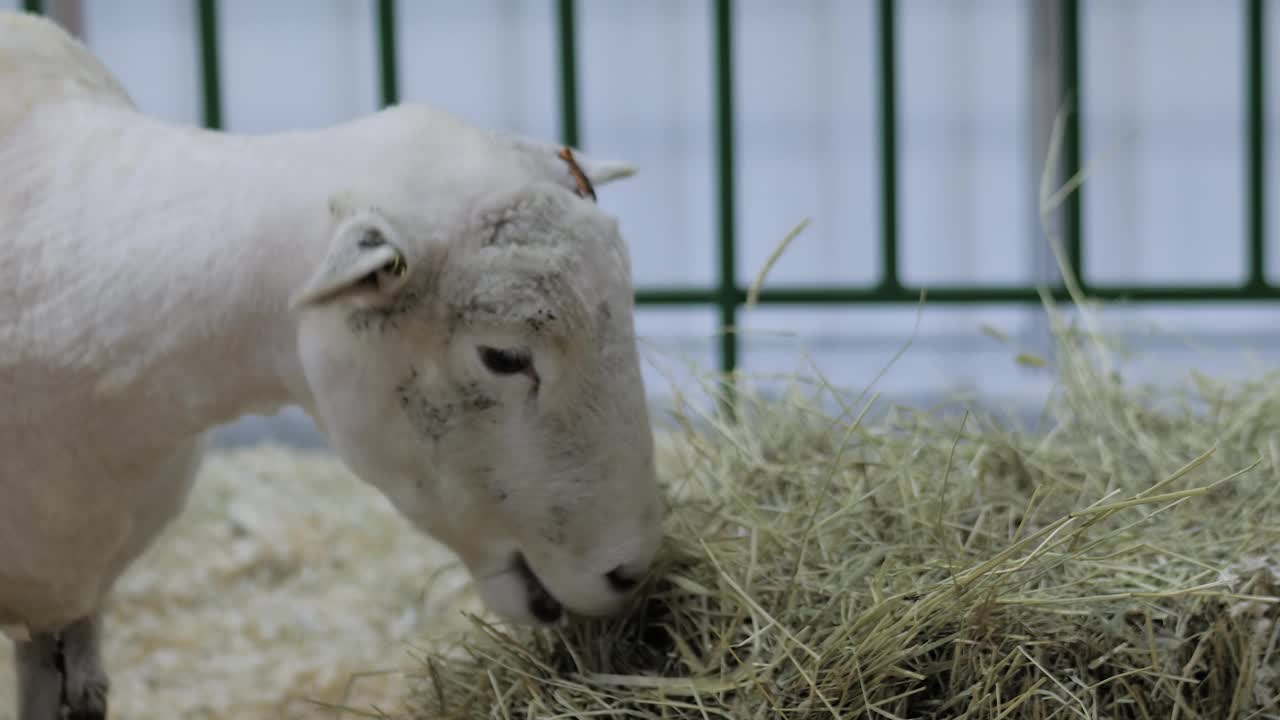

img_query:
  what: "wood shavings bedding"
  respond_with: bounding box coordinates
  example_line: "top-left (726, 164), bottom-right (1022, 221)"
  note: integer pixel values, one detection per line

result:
top-left (0, 444), bottom-right (481, 719)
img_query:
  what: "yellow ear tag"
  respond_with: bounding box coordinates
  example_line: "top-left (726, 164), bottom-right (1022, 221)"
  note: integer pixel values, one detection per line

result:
top-left (385, 252), bottom-right (407, 277)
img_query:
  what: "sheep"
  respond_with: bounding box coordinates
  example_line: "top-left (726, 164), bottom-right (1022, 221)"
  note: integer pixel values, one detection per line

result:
top-left (0, 11), bottom-right (664, 719)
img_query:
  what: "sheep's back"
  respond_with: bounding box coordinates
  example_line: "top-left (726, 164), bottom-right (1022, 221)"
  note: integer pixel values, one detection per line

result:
top-left (0, 11), bottom-right (135, 140)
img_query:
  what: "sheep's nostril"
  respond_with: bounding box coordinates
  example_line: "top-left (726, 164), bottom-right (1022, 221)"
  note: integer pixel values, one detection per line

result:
top-left (605, 566), bottom-right (640, 593)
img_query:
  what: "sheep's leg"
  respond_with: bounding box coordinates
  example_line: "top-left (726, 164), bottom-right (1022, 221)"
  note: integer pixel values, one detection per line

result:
top-left (59, 614), bottom-right (109, 720)
top-left (13, 614), bottom-right (109, 720)
top-left (15, 632), bottom-right (62, 720)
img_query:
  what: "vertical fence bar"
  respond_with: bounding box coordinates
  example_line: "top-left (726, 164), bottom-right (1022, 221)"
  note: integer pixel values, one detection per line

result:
top-left (21, 0), bottom-right (43, 13)
top-left (197, 0), bottom-right (222, 130)
top-left (556, 0), bottom-right (581, 147)
top-left (713, 0), bottom-right (739, 397)
top-left (376, 0), bottom-right (399, 107)
top-left (877, 0), bottom-right (900, 293)
top-left (1246, 0), bottom-right (1266, 288)
top-left (1059, 0), bottom-right (1083, 287)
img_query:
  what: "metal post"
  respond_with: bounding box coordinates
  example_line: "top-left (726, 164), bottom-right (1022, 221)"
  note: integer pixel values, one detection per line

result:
top-left (39, 0), bottom-right (83, 37)
top-left (377, 0), bottom-right (399, 108)
top-left (196, 0), bottom-right (223, 130)
top-left (713, 0), bottom-right (739, 415)
top-left (556, 0), bottom-right (580, 148)
top-left (1246, 0), bottom-right (1266, 288)
top-left (1027, 0), bottom-right (1068, 354)
top-left (1058, 0), bottom-right (1084, 289)
top-left (877, 0), bottom-right (900, 293)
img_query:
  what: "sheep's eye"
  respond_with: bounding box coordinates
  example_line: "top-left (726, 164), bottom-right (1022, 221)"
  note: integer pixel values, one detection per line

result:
top-left (479, 346), bottom-right (532, 375)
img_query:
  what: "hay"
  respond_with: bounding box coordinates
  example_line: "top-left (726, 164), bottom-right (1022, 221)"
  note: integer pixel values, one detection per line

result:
top-left (393, 307), bottom-right (1280, 719)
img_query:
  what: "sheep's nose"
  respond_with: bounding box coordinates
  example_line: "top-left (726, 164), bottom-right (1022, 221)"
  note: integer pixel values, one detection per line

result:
top-left (605, 566), bottom-right (642, 593)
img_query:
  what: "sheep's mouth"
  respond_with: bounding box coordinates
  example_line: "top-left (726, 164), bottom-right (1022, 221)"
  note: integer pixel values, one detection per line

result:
top-left (513, 552), bottom-right (563, 624)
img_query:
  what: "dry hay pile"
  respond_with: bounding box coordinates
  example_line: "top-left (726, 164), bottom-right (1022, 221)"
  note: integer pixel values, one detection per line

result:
top-left (396, 312), bottom-right (1280, 719)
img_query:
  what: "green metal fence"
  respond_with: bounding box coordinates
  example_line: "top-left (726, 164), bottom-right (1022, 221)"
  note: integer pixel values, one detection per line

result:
top-left (23, 0), bottom-right (1272, 378)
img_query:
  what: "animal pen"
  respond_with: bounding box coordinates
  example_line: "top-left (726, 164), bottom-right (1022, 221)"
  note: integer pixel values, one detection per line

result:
top-left (3, 1), bottom-right (1280, 718)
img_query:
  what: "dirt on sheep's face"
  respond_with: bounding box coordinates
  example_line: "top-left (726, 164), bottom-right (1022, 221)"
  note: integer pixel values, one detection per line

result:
top-left (0, 445), bottom-right (476, 720)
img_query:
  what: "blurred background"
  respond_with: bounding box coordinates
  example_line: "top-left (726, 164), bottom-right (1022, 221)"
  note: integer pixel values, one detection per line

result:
top-left (9, 0), bottom-right (1278, 446)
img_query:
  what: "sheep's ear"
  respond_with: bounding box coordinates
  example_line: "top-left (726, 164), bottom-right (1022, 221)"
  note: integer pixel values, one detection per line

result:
top-left (491, 131), bottom-right (637, 194)
top-left (289, 209), bottom-right (412, 310)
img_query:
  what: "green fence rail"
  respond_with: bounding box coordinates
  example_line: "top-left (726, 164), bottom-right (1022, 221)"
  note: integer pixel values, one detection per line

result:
top-left (23, 0), bottom-right (1271, 378)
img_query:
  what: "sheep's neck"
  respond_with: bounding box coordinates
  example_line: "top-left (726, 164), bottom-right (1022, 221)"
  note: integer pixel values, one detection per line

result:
top-left (59, 106), bottom-right (347, 437)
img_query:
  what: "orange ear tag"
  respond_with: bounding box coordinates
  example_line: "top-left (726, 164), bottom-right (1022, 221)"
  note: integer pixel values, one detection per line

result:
top-left (557, 146), bottom-right (597, 203)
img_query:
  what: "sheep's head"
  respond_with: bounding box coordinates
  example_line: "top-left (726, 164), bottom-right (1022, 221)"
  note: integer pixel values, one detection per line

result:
top-left (288, 109), bottom-right (663, 626)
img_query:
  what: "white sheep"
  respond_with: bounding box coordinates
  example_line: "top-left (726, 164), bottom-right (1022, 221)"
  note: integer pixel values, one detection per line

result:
top-left (0, 11), bottom-right (665, 719)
